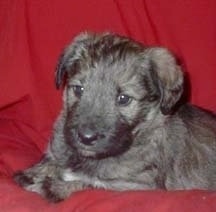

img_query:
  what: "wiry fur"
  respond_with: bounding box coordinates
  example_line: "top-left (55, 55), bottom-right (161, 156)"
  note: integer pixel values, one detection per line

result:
top-left (14, 32), bottom-right (216, 202)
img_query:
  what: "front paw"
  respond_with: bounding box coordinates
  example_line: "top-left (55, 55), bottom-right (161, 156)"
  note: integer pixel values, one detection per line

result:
top-left (13, 170), bottom-right (44, 195)
top-left (14, 171), bottom-right (34, 187)
top-left (42, 177), bottom-right (88, 202)
top-left (42, 177), bottom-right (64, 202)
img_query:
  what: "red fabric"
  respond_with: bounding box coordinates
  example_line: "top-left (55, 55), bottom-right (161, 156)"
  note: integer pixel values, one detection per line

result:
top-left (0, 0), bottom-right (216, 211)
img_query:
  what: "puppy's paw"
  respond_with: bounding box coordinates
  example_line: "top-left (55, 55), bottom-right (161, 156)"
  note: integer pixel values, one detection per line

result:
top-left (14, 170), bottom-right (44, 195)
top-left (42, 177), bottom-right (64, 202)
top-left (42, 177), bottom-right (76, 202)
top-left (41, 177), bottom-right (88, 202)
top-left (14, 171), bottom-right (34, 187)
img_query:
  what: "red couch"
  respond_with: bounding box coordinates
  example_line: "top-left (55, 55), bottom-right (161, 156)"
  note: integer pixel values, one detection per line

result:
top-left (0, 1), bottom-right (216, 211)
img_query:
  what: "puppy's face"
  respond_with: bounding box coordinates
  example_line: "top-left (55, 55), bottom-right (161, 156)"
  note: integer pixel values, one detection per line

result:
top-left (56, 32), bottom-right (183, 158)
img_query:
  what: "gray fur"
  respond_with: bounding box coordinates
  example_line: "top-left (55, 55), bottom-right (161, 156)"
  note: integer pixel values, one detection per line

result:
top-left (14, 32), bottom-right (216, 202)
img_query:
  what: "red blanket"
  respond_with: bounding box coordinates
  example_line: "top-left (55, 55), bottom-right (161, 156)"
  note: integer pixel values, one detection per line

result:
top-left (0, 1), bottom-right (216, 211)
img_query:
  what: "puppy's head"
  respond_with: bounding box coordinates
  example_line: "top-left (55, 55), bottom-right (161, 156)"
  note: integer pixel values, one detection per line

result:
top-left (56, 32), bottom-right (183, 158)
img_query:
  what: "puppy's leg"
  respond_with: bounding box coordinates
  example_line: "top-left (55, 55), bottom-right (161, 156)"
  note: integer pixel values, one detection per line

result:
top-left (14, 156), bottom-right (89, 202)
top-left (42, 177), bottom-right (89, 202)
top-left (14, 156), bottom-right (60, 198)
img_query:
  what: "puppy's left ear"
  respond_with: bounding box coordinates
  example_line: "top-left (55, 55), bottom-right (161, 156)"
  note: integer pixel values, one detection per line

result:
top-left (144, 48), bottom-right (184, 115)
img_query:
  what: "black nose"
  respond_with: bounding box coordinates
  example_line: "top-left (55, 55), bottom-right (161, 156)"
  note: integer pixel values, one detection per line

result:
top-left (78, 128), bottom-right (99, 145)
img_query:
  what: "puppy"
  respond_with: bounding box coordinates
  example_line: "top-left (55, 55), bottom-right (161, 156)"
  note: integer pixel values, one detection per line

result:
top-left (14, 32), bottom-right (216, 202)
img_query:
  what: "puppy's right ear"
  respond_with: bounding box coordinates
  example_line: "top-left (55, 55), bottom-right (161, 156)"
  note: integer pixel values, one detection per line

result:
top-left (55, 32), bottom-right (93, 89)
top-left (55, 53), bottom-right (67, 89)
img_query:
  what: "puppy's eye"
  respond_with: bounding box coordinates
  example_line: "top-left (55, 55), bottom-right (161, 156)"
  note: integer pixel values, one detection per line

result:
top-left (117, 94), bottom-right (132, 106)
top-left (72, 85), bottom-right (84, 98)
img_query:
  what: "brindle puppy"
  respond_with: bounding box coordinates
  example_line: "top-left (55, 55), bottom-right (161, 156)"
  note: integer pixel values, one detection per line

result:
top-left (14, 32), bottom-right (216, 202)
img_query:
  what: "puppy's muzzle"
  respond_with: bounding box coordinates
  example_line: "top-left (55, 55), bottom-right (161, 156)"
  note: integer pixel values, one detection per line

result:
top-left (78, 127), bottom-right (105, 145)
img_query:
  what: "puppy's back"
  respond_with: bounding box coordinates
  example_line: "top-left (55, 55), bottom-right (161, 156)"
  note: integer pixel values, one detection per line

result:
top-left (179, 104), bottom-right (216, 142)
top-left (165, 104), bottom-right (216, 189)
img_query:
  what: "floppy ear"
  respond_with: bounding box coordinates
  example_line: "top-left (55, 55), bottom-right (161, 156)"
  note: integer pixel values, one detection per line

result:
top-left (55, 53), bottom-right (67, 89)
top-left (144, 48), bottom-right (184, 115)
top-left (55, 32), bottom-right (93, 89)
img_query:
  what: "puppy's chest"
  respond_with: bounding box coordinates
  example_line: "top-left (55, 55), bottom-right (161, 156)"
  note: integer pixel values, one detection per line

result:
top-left (61, 168), bottom-right (155, 190)
top-left (61, 168), bottom-right (108, 189)
top-left (62, 156), bottom-right (160, 190)
top-left (64, 157), bottom-right (122, 188)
